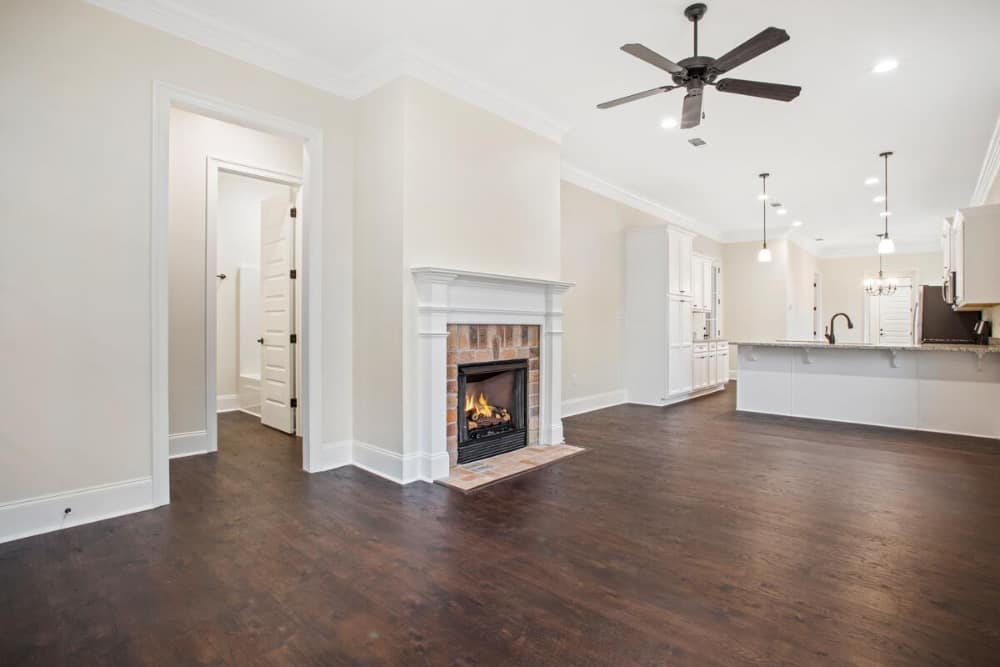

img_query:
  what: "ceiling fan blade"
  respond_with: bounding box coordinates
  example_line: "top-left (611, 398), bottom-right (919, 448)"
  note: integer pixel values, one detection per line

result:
top-left (715, 78), bottom-right (801, 101)
top-left (680, 90), bottom-right (703, 129)
top-left (596, 85), bottom-right (676, 109)
top-left (714, 27), bottom-right (790, 72)
top-left (620, 43), bottom-right (686, 75)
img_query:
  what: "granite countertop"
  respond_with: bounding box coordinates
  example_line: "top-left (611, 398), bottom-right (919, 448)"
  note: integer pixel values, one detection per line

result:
top-left (732, 340), bottom-right (1000, 354)
top-left (693, 337), bottom-right (729, 343)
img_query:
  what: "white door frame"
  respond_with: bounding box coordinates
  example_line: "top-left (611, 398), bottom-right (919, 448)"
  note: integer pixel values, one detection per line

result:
top-left (152, 82), bottom-right (325, 507)
top-left (206, 159), bottom-right (302, 451)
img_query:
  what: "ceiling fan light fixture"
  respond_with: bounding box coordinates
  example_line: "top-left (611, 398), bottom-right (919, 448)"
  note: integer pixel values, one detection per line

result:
top-left (872, 58), bottom-right (899, 73)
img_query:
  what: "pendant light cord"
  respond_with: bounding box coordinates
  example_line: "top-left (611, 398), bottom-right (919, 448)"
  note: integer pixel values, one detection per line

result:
top-left (761, 173), bottom-right (768, 247)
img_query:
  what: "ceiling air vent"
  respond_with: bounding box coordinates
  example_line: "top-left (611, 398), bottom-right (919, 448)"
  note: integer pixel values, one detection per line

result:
top-left (688, 137), bottom-right (707, 147)
top-left (770, 201), bottom-right (783, 208)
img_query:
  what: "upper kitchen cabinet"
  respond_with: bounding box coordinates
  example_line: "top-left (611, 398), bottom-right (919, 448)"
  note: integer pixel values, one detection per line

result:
top-left (691, 254), bottom-right (715, 311)
top-left (944, 204), bottom-right (1000, 310)
top-left (668, 227), bottom-right (693, 296)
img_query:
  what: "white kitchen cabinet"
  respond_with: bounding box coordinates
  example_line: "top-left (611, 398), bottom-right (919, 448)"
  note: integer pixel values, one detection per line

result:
top-left (691, 254), bottom-right (714, 311)
top-left (693, 353), bottom-right (709, 389)
top-left (668, 227), bottom-right (694, 296)
top-left (950, 204), bottom-right (1000, 310)
top-left (716, 347), bottom-right (729, 384)
top-left (625, 225), bottom-right (726, 406)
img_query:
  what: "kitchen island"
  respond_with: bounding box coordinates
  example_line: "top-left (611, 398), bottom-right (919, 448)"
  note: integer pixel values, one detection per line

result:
top-left (733, 340), bottom-right (1000, 439)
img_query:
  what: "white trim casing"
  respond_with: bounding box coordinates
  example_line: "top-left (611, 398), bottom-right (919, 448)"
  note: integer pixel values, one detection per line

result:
top-left (561, 389), bottom-right (628, 418)
top-left (411, 268), bottom-right (574, 482)
top-left (151, 82), bottom-right (327, 511)
top-left (0, 478), bottom-right (154, 544)
top-left (217, 394), bottom-right (240, 412)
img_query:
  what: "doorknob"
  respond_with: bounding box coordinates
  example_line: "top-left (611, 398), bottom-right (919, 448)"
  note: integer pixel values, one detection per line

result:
top-left (257, 337), bottom-right (264, 344)
top-left (216, 273), bottom-right (226, 279)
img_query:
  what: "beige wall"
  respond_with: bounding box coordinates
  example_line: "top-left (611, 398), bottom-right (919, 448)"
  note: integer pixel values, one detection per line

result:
top-left (352, 78), bottom-right (564, 456)
top-left (560, 181), bottom-right (721, 402)
top-left (0, 0), bottom-right (354, 505)
top-left (818, 252), bottom-right (942, 344)
top-left (169, 109), bottom-right (302, 434)
top-left (722, 241), bottom-right (792, 343)
top-left (353, 80), bottom-right (406, 452)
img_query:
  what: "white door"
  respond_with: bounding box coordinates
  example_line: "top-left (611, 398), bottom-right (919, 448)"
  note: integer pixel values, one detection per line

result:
top-left (877, 285), bottom-right (913, 345)
top-left (259, 196), bottom-right (296, 433)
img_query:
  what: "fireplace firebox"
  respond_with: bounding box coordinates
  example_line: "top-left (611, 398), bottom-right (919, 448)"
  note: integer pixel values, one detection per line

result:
top-left (457, 359), bottom-right (528, 464)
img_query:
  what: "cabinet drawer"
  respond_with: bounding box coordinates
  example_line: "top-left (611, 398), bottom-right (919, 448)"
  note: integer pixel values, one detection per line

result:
top-left (694, 343), bottom-right (710, 354)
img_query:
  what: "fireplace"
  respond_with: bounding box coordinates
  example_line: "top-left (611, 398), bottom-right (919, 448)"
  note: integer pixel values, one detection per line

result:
top-left (457, 359), bottom-right (528, 464)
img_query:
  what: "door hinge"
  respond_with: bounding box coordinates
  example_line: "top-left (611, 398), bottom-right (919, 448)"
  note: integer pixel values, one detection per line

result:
top-left (289, 269), bottom-right (297, 279)
top-left (290, 207), bottom-right (297, 218)
top-left (290, 333), bottom-right (297, 344)
top-left (290, 398), bottom-right (298, 408)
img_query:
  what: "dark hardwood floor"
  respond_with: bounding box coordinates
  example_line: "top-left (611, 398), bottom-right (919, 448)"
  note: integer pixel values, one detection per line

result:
top-left (3, 389), bottom-right (1000, 665)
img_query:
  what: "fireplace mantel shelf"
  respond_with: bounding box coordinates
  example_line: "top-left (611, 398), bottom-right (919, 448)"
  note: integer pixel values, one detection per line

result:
top-left (411, 267), bottom-right (574, 291)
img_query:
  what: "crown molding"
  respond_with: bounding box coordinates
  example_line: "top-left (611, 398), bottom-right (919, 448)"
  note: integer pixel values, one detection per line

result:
top-left (84, 0), bottom-right (569, 142)
top-left (86, 0), bottom-right (341, 92)
top-left (344, 46), bottom-right (570, 143)
top-left (971, 114), bottom-right (1000, 206)
top-left (561, 163), bottom-right (720, 241)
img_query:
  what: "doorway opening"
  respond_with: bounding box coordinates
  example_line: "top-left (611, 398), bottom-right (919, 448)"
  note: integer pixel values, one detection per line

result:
top-left (212, 165), bottom-right (302, 437)
top-left (153, 83), bottom-right (326, 506)
top-left (864, 274), bottom-right (914, 345)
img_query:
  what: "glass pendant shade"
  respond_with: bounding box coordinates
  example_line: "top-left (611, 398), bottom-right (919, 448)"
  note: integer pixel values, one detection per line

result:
top-left (878, 235), bottom-right (895, 255)
top-left (757, 246), bottom-right (772, 263)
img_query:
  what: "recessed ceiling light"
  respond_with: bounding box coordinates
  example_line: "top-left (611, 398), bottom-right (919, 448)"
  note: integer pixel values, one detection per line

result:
top-left (872, 58), bottom-right (899, 73)
top-left (757, 194), bottom-right (770, 201)
top-left (865, 177), bottom-right (879, 186)
top-left (791, 220), bottom-right (803, 227)
top-left (660, 116), bottom-right (678, 129)
top-left (873, 195), bottom-right (886, 203)
top-left (880, 211), bottom-right (892, 217)
top-left (776, 208), bottom-right (788, 215)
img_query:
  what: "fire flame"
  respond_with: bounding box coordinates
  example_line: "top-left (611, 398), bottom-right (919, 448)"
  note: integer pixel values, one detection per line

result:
top-left (464, 391), bottom-right (496, 419)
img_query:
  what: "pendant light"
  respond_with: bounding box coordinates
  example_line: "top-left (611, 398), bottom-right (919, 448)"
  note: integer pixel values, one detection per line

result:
top-left (757, 172), bottom-right (772, 263)
top-left (877, 151), bottom-right (895, 254)
top-left (864, 235), bottom-right (898, 296)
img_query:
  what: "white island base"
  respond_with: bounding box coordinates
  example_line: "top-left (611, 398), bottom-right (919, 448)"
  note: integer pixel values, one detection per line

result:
top-left (735, 342), bottom-right (1000, 440)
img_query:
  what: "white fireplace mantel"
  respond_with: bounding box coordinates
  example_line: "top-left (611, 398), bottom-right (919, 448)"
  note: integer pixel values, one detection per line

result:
top-left (411, 267), bottom-right (574, 481)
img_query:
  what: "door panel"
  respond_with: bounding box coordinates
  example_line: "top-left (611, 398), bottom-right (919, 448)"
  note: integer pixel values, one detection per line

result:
top-left (259, 196), bottom-right (295, 434)
top-left (878, 286), bottom-right (912, 345)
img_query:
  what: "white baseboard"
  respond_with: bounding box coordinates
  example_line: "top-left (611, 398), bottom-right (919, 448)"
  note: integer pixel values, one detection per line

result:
top-left (562, 389), bottom-right (628, 417)
top-left (351, 440), bottom-right (422, 484)
top-left (216, 394), bottom-right (240, 412)
top-left (169, 430), bottom-right (210, 458)
top-left (312, 440), bottom-right (353, 472)
top-left (0, 477), bottom-right (154, 544)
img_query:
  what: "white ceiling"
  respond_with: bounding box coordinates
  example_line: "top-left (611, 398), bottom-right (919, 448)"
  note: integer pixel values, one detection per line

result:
top-left (95, 0), bottom-right (1000, 254)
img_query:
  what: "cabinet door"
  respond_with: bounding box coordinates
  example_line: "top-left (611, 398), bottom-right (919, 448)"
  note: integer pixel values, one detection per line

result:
top-left (693, 354), bottom-right (707, 389)
top-left (668, 231), bottom-right (681, 294)
top-left (691, 257), bottom-right (704, 308)
top-left (708, 351), bottom-right (718, 385)
top-left (678, 234), bottom-right (693, 296)
top-left (703, 261), bottom-right (714, 312)
top-left (952, 215), bottom-right (964, 305)
top-left (670, 347), bottom-right (693, 395)
top-left (717, 351), bottom-right (729, 384)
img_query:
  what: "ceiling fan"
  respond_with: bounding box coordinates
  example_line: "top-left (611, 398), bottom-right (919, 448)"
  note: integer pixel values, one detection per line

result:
top-left (597, 3), bottom-right (802, 129)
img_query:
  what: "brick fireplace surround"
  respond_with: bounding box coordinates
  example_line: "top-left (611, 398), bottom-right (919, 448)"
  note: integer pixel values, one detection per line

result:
top-left (411, 268), bottom-right (573, 481)
top-left (447, 324), bottom-right (540, 466)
